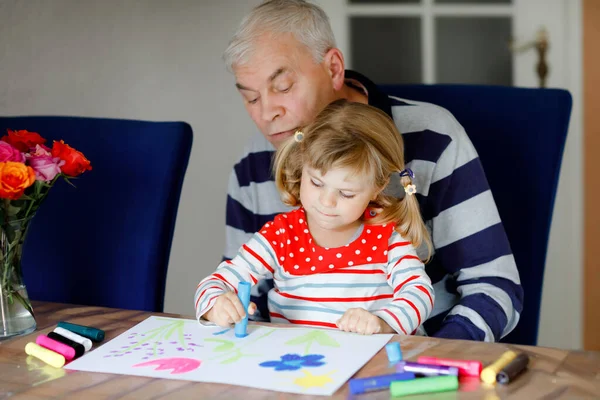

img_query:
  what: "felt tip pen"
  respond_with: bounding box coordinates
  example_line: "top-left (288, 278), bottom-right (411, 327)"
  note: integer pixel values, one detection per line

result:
top-left (47, 331), bottom-right (85, 358)
top-left (57, 321), bottom-right (105, 342)
top-left (395, 360), bottom-right (459, 376)
top-left (417, 356), bottom-right (483, 377)
top-left (349, 372), bottom-right (415, 394)
top-left (497, 353), bottom-right (529, 384)
top-left (390, 375), bottom-right (459, 397)
top-left (481, 351), bottom-right (518, 384)
top-left (53, 327), bottom-right (93, 352)
top-left (235, 282), bottom-right (251, 338)
top-left (25, 342), bottom-right (66, 368)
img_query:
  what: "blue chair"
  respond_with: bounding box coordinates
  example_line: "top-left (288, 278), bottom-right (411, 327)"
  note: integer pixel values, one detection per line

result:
top-left (0, 116), bottom-right (193, 312)
top-left (380, 85), bottom-right (572, 345)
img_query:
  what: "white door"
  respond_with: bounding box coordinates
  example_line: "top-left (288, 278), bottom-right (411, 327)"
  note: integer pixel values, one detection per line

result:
top-left (313, 0), bottom-right (583, 349)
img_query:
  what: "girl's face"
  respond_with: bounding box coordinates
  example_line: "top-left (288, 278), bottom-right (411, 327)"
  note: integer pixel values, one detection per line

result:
top-left (300, 165), bottom-right (379, 235)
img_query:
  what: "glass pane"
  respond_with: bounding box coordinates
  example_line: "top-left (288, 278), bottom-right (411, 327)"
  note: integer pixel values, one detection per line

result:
top-left (350, 17), bottom-right (422, 84)
top-left (435, 17), bottom-right (512, 85)
top-left (349, 0), bottom-right (420, 4)
top-left (436, 0), bottom-right (511, 3)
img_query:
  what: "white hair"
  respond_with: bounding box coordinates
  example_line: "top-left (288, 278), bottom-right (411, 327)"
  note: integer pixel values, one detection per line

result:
top-left (223, 0), bottom-right (336, 71)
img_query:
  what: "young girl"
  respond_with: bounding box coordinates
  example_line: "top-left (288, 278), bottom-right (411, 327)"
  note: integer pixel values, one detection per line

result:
top-left (195, 100), bottom-right (433, 335)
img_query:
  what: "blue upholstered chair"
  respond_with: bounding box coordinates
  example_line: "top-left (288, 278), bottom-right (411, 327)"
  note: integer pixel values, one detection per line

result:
top-left (0, 116), bottom-right (193, 312)
top-left (379, 85), bottom-right (572, 345)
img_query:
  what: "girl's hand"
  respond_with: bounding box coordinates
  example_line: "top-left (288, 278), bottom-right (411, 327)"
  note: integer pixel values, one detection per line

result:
top-left (204, 292), bottom-right (257, 327)
top-left (336, 308), bottom-right (394, 335)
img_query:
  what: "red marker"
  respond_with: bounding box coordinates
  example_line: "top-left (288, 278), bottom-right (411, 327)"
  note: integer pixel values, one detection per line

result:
top-left (417, 356), bottom-right (482, 377)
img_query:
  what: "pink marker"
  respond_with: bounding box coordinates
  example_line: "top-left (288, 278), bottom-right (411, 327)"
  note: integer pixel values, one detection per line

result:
top-left (417, 356), bottom-right (482, 377)
top-left (36, 335), bottom-right (76, 361)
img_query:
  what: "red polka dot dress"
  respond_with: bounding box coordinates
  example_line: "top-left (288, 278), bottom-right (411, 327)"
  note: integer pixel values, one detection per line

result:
top-left (195, 208), bottom-right (434, 335)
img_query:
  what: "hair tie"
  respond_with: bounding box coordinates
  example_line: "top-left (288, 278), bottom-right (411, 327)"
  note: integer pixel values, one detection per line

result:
top-left (399, 168), bottom-right (415, 179)
top-left (294, 130), bottom-right (304, 143)
top-left (399, 168), bottom-right (416, 196)
top-left (404, 184), bottom-right (417, 196)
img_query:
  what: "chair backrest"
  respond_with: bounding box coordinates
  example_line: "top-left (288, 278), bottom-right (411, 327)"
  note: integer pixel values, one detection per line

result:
top-left (0, 116), bottom-right (193, 312)
top-left (380, 84), bottom-right (572, 345)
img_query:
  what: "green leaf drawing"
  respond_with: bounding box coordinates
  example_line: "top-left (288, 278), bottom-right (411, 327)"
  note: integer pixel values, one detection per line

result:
top-left (205, 338), bottom-right (235, 352)
top-left (205, 328), bottom-right (276, 365)
top-left (285, 331), bottom-right (340, 354)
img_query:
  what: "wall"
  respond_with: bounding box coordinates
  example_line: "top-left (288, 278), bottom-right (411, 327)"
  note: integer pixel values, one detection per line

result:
top-left (0, 0), bottom-right (261, 317)
top-left (583, 0), bottom-right (600, 351)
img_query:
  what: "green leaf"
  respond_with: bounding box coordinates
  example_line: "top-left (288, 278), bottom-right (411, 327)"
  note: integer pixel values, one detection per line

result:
top-left (314, 331), bottom-right (340, 347)
top-left (285, 331), bottom-right (340, 348)
top-left (205, 338), bottom-right (235, 352)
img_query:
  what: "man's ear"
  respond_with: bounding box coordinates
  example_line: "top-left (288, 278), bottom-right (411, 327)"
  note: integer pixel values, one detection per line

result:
top-left (323, 48), bottom-right (345, 91)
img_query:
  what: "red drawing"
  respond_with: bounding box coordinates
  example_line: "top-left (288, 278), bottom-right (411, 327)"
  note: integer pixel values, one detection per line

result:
top-left (133, 357), bottom-right (201, 374)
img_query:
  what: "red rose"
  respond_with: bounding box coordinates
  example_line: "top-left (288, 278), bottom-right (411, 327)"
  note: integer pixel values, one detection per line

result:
top-left (1, 130), bottom-right (46, 152)
top-left (51, 140), bottom-right (92, 177)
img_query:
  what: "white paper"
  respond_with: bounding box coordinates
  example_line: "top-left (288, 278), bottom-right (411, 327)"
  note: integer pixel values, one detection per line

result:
top-left (65, 316), bottom-right (392, 396)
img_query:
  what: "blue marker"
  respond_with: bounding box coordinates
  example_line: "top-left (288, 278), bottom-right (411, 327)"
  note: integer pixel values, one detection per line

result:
top-left (349, 372), bottom-right (415, 395)
top-left (235, 282), bottom-right (251, 338)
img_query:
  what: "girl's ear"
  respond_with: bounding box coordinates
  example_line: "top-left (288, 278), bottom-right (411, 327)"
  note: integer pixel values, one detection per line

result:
top-left (371, 178), bottom-right (389, 201)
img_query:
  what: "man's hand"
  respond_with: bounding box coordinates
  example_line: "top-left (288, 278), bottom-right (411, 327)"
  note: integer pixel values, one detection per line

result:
top-left (336, 308), bottom-right (394, 335)
top-left (203, 292), bottom-right (257, 328)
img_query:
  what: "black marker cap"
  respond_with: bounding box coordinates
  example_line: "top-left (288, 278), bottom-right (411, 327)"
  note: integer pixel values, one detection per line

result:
top-left (497, 353), bottom-right (529, 384)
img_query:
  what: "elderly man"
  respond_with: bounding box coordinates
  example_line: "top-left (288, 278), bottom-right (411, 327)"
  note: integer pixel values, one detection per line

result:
top-left (215, 0), bottom-right (522, 341)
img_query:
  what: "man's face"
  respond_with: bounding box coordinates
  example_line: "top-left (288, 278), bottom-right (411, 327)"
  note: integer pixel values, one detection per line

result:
top-left (233, 33), bottom-right (338, 148)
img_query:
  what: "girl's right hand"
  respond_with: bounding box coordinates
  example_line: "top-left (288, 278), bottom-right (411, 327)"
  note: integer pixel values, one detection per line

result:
top-left (204, 291), bottom-right (257, 327)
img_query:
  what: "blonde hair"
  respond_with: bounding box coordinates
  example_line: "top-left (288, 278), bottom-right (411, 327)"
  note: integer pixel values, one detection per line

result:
top-left (223, 0), bottom-right (336, 71)
top-left (273, 100), bottom-right (432, 260)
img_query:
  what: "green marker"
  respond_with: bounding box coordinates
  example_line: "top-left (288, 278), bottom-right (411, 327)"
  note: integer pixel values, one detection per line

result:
top-left (390, 375), bottom-right (458, 397)
top-left (57, 321), bottom-right (105, 342)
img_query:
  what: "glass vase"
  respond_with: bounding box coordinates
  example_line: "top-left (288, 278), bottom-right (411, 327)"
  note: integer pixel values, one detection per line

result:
top-left (0, 214), bottom-right (36, 339)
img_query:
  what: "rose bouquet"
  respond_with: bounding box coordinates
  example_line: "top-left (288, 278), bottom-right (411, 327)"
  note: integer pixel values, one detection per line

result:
top-left (0, 129), bottom-right (91, 338)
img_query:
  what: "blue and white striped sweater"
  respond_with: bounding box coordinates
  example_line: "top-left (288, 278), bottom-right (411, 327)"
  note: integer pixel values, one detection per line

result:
top-left (222, 74), bottom-right (523, 342)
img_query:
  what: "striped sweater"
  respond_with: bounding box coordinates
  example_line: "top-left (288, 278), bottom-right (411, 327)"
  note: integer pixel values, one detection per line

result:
top-left (221, 71), bottom-right (523, 342)
top-left (196, 208), bottom-right (433, 334)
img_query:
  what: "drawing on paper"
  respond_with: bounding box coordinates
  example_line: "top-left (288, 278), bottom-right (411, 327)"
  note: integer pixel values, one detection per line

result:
top-left (293, 370), bottom-right (337, 389)
top-left (133, 357), bottom-right (201, 374)
top-left (65, 316), bottom-right (392, 396)
top-left (103, 318), bottom-right (202, 360)
top-left (259, 354), bottom-right (326, 371)
top-left (285, 330), bottom-right (340, 354)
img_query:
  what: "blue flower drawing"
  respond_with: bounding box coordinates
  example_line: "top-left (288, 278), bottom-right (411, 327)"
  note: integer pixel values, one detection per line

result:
top-left (259, 353), bottom-right (326, 371)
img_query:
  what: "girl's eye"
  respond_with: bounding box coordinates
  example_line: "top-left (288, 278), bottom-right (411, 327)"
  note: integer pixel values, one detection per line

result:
top-left (340, 192), bottom-right (355, 199)
top-left (310, 179), bottom-right (322, 187)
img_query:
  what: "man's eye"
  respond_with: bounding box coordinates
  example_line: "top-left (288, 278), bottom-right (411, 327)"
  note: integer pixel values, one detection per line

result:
top-left (247, 98), bottom-right (258, 105)
top-left (279, 84), bottom-right (293, 93)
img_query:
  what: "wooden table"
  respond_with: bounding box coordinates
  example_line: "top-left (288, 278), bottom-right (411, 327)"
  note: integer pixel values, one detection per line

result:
top-left (1, 302), bottom-right (599, 399)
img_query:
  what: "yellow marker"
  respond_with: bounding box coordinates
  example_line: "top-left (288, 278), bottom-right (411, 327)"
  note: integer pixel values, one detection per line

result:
top-left (480, 350), bottom-right (517, 384)
top-left (25, 342), bottom-right (66, 369)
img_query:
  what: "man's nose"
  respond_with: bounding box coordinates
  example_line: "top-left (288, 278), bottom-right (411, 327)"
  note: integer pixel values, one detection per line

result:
top-left (261, 95), bottom-right (283, 122)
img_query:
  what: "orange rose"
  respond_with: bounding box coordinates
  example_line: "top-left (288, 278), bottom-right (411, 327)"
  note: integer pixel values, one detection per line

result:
top-left (51, 140), bottom-right (92, 177)
top-left (1, 130), bottom-right (46, 152)
top-left (0, 161), bottom-right (36, 200)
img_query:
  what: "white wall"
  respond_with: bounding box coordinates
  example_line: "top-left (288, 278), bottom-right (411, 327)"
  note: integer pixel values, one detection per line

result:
top-left (0, 0), bottom-right (583, 349)
top-left (0, 0), bottom-right (261, 316)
